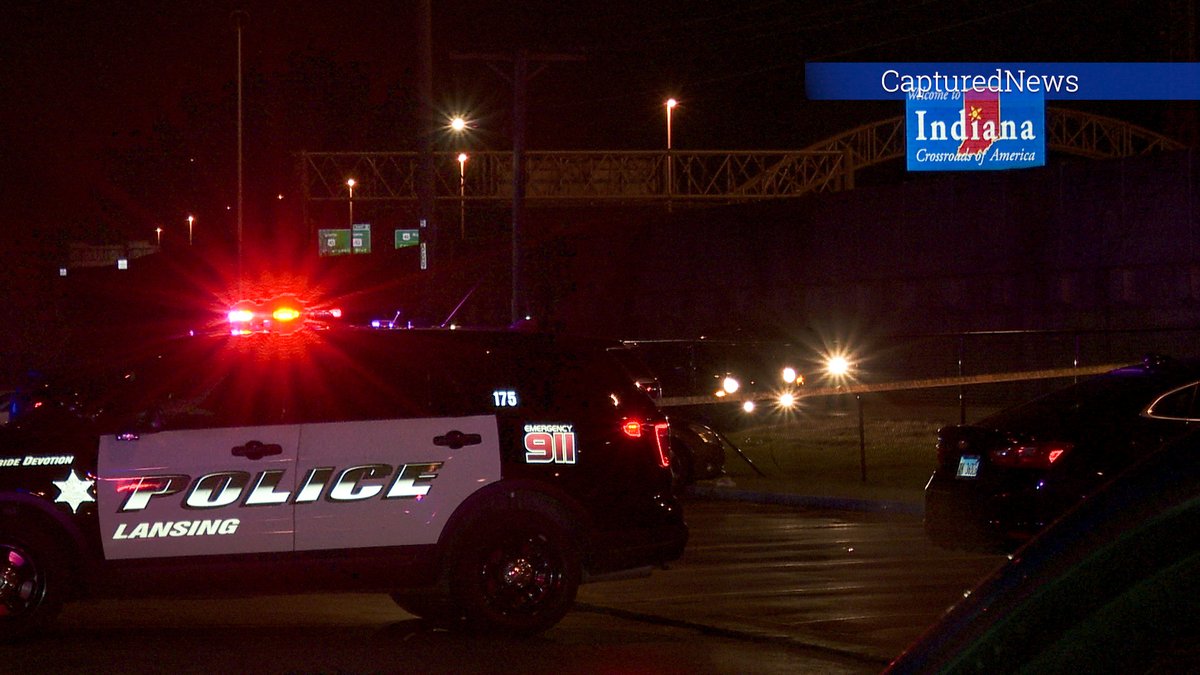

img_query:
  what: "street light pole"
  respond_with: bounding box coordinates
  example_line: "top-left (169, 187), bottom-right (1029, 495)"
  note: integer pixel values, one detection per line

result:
top-left (666, 98), bottom-right (676, 150)
top-left (457, 153), bottom-right (467, 239)
top-left (187, 215), bottom-right (194, 246)
top-left (448, 116), bottom-right (471, 241)
top-left (232, 10), bottom-right (247, 291)
top-left (666, 98), bottom-right (677, 210)
top-left (156, 227), bottom-right (163, 247)
top-left (346, 178), bottom-right (356, 226)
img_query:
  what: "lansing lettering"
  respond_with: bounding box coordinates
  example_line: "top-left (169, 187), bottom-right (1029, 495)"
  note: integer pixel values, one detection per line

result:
top-left (112, 518), bottom-right (240, 540)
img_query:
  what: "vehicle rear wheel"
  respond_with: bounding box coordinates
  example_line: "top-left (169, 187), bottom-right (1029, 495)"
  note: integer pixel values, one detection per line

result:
top-left (449, 509), bottom-right (580, 637)
top-left (0, 526), bottom-right (63, 642)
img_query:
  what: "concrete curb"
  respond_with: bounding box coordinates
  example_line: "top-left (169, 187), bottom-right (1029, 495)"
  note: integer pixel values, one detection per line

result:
top-left (686, 484), bottom-right (925, 516)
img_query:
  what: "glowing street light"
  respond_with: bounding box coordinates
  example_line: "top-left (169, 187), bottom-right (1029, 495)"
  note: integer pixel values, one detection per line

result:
top-left (346, 178), bottom-right (356, 226)
top-left (826, 354), bottom-right (852, 377)
top-left (186, 215), bottom-right (195, 246)
top-left (721, 375), bottom-right (740, 395)
top-left (155, 226), bottom-right (163, 247)
top-left (450, 116), bottom-right (467, 132)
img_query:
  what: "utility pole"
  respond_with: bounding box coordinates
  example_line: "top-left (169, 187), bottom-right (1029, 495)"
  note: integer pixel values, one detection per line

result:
top-left (232, 10), bottom-right (247, 293)
top-left (417, 0), bottom-right (435, 271)
top-left (450, 50), bottom-right (583, 326)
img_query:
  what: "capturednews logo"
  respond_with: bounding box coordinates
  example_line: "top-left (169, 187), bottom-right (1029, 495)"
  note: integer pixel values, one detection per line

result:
top-left (804, 62), bottom-right (1200, 101)
top-left (880, 68), bottom-right (1080, 96)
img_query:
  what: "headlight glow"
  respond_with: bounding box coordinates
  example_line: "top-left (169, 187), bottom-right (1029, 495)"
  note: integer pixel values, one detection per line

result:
top-left (722, 376), bottom-right (740, 394)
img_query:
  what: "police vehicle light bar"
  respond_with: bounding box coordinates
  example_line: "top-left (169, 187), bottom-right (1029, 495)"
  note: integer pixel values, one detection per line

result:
top-left (272, 307), bottom-right (301, 322)
top-left (225, 296), bottom-right (342, 335)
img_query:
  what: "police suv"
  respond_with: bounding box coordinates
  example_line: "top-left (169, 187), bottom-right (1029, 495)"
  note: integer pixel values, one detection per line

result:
top-left (0, 317), bottom-right (687, 639)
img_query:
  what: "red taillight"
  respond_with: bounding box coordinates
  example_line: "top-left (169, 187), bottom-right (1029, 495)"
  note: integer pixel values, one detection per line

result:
top-left (990, 440), bottom-right (1072, 469)
top-left (622, 420), bottom-right (643, 438)
top-left (620, 419), bottom-right (671, 468)
top-left (654, 422), bottom-right (670, 468)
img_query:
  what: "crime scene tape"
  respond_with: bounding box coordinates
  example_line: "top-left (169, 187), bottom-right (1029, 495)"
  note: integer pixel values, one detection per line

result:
top-left (658, 363), bottom-right (1127, 408)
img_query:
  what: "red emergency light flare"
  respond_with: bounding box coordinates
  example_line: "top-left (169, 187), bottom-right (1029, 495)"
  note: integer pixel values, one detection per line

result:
top-left (272, 307), bottom-right (301, 322)
top-left (228, 309), bottom-right (254, 324)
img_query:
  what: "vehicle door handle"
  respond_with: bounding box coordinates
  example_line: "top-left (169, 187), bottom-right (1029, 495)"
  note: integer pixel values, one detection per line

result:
top-left (433, 430), bottom-right (482, 450)
top-left (232, 440), bottom-right (283, 460)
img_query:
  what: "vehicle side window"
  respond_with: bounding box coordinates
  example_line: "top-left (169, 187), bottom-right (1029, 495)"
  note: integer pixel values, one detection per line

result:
top-left (136, 349), bottom-right (286, 430)
top-left (280, 343), bottom-right (431, 423)
top-left (518, 346), bottom-right (652, 416)
top-left (1144, 382), bottom-right (1200, 421)
top-left (425, 344), bottom-right (513, 417)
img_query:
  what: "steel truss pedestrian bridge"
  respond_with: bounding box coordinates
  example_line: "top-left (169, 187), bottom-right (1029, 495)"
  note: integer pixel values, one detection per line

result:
top-left (300, 108), bottom-right (1184, 208)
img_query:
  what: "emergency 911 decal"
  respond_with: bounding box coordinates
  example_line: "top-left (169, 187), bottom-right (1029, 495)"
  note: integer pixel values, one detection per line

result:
top-left (524, 424), bottom-right (577, 464)
top-left (97, 416), bottom-right (502, 560)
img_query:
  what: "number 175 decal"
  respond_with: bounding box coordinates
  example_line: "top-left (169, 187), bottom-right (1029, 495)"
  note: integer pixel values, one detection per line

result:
top-left (524, 424), bottom-right (577, 464)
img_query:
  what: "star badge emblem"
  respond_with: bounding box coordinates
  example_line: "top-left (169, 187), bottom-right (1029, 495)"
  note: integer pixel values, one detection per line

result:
top-left (53, 469), bottom-right (96, 514)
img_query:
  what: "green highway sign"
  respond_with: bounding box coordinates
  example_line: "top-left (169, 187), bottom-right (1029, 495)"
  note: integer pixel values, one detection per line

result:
top-left (318, 228), bottom-right (351, 257)
top-left (319, 224), bottom-right (372, 256)
top-left (352, 223), bottom-right (371, 254)
top-left (395, 229), bottom-right (420, 249)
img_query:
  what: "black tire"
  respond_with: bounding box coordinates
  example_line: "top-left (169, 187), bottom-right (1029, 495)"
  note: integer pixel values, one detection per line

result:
top-left (449, 509), bottom-right (581, 637)
top-left (0, 525), bottom-right (64, 642)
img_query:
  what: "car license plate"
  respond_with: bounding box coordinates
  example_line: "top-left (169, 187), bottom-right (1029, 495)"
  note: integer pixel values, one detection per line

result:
top-left (956, 455), bottom-right (981, 479)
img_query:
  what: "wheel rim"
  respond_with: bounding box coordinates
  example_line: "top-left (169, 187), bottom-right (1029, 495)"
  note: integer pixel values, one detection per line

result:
top-left (0, 544), bottom-right (45, 619)
top-left (476, 531), bottom-right (565, 617)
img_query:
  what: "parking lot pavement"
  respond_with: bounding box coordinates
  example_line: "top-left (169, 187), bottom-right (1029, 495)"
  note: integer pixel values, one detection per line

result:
top-left (688, 476), bottom-right (925, 515)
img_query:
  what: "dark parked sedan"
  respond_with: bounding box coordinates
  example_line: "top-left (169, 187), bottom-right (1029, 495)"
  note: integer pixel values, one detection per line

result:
top-left (925, 355), bottom-right (1200, 551)
top-left (890, 426), bottom-right (1200, 674)
top-left (667, 417), bottom-right (731, 486)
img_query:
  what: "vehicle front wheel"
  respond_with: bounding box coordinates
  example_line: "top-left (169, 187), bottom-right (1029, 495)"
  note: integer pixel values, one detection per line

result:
top-left (0, 527), bottom-right (63, 642)
top-left (449, 510), bottom-right (580, 637)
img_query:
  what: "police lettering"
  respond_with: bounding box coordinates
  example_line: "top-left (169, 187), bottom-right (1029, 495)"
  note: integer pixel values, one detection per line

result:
top-left (118, 462), bottom-right (443, 512)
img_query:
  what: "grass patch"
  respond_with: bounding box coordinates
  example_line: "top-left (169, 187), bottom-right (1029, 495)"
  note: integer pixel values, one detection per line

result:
top-left (711, 405), bottom-right (969, 503)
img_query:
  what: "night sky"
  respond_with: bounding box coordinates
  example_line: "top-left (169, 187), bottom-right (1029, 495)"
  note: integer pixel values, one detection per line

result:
top-left (2, 1), bottom-right (1181, 247)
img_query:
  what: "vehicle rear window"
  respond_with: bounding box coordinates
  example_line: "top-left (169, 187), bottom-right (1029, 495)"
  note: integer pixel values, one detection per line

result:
top-left (980, 367), bottom-right (1198, 433)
